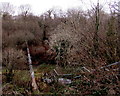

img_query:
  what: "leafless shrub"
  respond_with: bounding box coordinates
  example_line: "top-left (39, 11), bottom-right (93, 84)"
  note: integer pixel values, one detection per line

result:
top-left (2, 48), bottom-right (27, 69)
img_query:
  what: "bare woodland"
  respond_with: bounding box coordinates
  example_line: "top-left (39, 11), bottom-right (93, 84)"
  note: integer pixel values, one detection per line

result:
top-left (1, 1), bottom-right (120, 95)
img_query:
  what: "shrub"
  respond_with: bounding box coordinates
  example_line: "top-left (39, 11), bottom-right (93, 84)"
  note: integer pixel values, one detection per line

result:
top-left (2, 48), bottom-right (27, 82)
top-left (2, 48), bottom-right (27, 69)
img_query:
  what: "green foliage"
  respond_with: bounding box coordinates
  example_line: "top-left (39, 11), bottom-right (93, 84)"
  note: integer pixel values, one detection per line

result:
top-left (37, 64), bottom-right (56, 73)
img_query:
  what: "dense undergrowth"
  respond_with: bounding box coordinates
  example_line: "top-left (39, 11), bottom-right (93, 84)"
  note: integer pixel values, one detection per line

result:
top-left (1, 2), bottom-right (120, 95)
top-left (2, 64), bottom-right (120, 95)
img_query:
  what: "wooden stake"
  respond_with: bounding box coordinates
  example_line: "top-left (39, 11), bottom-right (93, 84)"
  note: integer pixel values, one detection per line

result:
top-left (26, 41), bottom-right (39, 92)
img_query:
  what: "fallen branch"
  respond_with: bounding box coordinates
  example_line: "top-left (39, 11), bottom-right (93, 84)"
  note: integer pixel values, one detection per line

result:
top-left (53, 69), bottom-right (73, 78)
top-left (100, 62), bottom-right (120, 69)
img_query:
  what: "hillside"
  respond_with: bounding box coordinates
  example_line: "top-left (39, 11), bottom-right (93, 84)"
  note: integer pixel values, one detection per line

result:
top-left (1, 2), bottom-right (120, 95)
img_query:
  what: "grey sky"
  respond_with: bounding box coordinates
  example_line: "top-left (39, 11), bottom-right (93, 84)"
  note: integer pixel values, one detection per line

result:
top-left (0, 0), bottom-right (118, 15)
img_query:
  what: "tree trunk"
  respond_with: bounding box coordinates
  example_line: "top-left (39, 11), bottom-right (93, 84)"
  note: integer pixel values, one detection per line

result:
top-left (118, 2), bottom-right (120, 57)
top-left (93, 1), bottom-right (100, 57)
top-left (117, 1), bottom-right (120, 72)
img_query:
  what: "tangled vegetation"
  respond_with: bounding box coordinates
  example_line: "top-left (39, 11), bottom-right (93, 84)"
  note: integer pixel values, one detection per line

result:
top-left (1, 1), bottom-right (120, 95)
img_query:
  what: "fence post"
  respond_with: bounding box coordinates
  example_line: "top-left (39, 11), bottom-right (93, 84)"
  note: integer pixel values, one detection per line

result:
top-left (26, 41), bottom-right (39, 93)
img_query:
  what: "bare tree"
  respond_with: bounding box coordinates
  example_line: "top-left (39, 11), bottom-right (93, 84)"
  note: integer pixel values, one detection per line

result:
top-left (117, 1), bottom-right (120, 57)
top-left (111, 1), bottom-right (120, 58)
top-left (18, 4), bottom-right (32, 18)
top-left (0, 11), bottom-right (2, 55)
top-left (2, 48), bottom-right (27, 82)
top-left (93, 1), bottom-right (100, 57)
top-left (0, 2), bottom-right (15, 15)
top-left (0, 10), bottom-right (2, 95)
